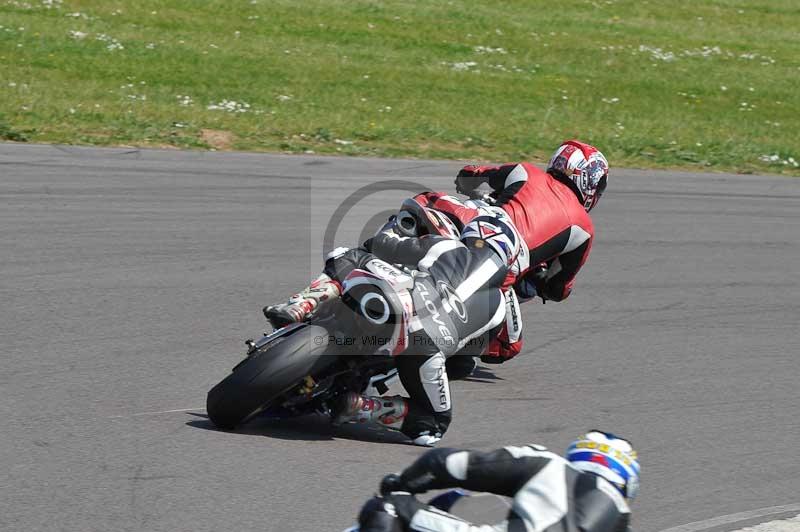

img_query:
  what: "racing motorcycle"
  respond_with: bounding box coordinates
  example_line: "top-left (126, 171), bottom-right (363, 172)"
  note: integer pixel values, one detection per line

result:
top-left (206, 196), bottom-right (470, 431)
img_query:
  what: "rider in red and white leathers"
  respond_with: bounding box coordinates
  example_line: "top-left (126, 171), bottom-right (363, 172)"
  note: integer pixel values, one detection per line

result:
top-left (451, 140), bottom-right (609, 363)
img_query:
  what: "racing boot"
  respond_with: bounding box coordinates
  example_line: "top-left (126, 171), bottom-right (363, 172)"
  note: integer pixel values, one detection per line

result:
top-left (334, 392), bottom-right (409, 430)
top-left (263, 273), bottom-right (341, 329)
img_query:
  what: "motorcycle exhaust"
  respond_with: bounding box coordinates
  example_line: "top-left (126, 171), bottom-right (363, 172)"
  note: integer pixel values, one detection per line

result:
top-left (359, 292), bottom-right (390, 325)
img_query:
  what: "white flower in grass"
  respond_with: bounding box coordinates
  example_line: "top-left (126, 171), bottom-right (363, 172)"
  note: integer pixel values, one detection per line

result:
top-left (276, 95), bottom-right (292, 102)
top-left (446, 61), bottom-right (478, 71)
top-left (334, 139), bottom-right (354, 145)
top-left (720, 85), bottom-right (727, 91)
top-left (69, 30), bottom-right (87, 40)
top-left (207, 99), bottom-right (251, 113)
top-left (177, 95), bottom-right (194, 106)
top-left (601, 97), bottom-right (620, 104)
top-left (96, 33), bottom-right (123, 51)
top-left (681, 46), bottom-right (721, 58)
top-left (639, 45), bottom-right (675, 62)
top-left (474, 45), bottom-right (507, 54)
top-left (759, 154), bottom-right (798, 167)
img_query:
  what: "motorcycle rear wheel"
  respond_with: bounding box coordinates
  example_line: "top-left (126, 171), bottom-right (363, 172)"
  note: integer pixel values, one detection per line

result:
top-left (206, 324), bottom-right (333, 430)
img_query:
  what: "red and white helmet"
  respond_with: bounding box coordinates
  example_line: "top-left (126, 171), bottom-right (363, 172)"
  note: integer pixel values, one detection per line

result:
top-left (547, 140), bottom-right (609, 212)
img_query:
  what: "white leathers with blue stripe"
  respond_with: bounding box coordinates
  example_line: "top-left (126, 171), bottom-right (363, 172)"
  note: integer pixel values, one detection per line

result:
top-left (401, 445), bottom-right (630, 532)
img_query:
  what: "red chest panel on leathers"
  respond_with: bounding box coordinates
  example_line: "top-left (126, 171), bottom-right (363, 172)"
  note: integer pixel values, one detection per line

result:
top-left (499, 163), bottom-right (594, 259)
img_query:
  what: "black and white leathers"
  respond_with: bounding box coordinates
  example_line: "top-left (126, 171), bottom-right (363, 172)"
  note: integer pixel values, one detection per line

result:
top-left (368, 230), bottom-right (509, 356)
top-left (390, 445), bottom-right (631, 532)
top-left (324, 231), bottom-right (509, 440)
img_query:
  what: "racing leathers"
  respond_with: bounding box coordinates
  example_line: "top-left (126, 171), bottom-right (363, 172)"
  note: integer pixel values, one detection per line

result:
top-left (402, 192), bottom-right (524, 364)
top-left (326, 226), bottom-right (510, 444)
top-left (456, 163), bottom-right (595, 304)
top-left (358, 445), bottom-right (631, 532)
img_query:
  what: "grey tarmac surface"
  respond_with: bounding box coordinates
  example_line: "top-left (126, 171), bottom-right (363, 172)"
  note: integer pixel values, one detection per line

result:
top-left (1, 143), bottom-right (798, 532)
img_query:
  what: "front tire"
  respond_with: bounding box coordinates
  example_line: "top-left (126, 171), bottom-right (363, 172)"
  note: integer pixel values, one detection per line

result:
top-left (206, 324), bottom-right (333, 430)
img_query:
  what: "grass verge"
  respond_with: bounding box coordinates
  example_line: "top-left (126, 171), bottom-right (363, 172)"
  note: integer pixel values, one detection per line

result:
top-left (1, 0), bottom-right (799, 174)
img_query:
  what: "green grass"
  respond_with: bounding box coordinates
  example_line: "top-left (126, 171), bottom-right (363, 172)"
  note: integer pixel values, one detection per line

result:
top-left (1, 0), bottom-right (799, 174)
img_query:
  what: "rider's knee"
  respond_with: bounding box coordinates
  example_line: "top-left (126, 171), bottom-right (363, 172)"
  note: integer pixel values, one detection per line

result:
top-left (323, 247), bottom-right (365, 281)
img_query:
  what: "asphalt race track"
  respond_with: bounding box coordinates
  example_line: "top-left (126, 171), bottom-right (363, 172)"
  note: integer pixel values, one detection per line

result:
top-left (1, 143), bottom-right (798, 532)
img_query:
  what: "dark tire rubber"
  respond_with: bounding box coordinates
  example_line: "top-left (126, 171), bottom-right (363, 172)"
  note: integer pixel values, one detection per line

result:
top-left (206, 324), bottom-right (333, 430)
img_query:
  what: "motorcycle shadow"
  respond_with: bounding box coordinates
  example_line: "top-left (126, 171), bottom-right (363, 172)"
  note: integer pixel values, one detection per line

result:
top-left (186, 413), bottom-right (411, 445)
top-left (461, 365), bottom-right (505, 383)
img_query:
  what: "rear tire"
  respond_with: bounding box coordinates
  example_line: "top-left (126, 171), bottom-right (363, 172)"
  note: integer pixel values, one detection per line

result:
top-left (206, 324), bottom-right (333, 430)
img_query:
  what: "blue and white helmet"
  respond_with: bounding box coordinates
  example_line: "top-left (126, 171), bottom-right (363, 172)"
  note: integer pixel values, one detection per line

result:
top-left (566, 430), bottom-right (640, 499)
top-left (461, 213), bottom-right (521, 267)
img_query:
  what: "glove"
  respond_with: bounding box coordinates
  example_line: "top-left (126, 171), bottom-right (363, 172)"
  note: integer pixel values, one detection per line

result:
top-left (515, 263), bottom-right (549, 302)
top-left (363, 215), bottom-right (400, 251)
top-left (455, 166), bottom-right (482, 195)
top-left (531, 262), bottom-right (549, 302)
top-left (380, 473), bottom-right (406, 496)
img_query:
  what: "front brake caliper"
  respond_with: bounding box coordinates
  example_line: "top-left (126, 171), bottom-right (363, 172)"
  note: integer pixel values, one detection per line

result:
top-left (299, 375), bottom-right (316, 395)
